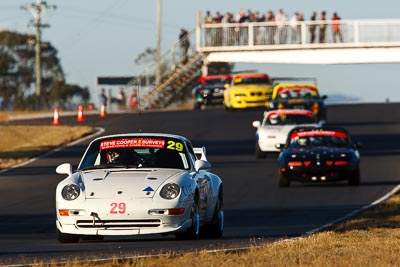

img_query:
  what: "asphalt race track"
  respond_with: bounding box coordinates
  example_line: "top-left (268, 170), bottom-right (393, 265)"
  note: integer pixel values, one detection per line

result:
top-left (1, 103), bottom-right (400, 265)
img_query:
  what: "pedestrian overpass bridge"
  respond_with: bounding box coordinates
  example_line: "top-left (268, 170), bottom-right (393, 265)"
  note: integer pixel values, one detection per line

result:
top-left (196, 19), bottom-right (400, 67)
top-left (124, 19), bottom-right (400, 109)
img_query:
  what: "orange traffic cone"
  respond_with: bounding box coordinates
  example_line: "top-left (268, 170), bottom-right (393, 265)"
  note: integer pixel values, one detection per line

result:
top-left (52, 107), bottom-right (60, 125)
top-left (100, 103), bottom-right (106, 118)
top-left (76, 104), bottom-right (85, 122)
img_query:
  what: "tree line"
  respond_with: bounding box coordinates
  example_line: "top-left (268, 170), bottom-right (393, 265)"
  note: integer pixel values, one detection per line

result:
top-left (0, 30), bottom-right (89, 111)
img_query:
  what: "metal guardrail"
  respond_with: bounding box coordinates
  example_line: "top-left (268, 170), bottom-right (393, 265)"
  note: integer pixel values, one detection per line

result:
top-left (198, 19), bottom-right (400, 51)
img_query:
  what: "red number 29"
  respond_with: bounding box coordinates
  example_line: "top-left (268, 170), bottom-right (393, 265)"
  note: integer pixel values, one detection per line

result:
top-left (110, 202), bottom-right (126, 214)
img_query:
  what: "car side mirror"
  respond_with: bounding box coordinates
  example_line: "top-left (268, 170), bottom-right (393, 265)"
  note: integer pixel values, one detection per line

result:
top-left (353, 141), bottom-right (362, 149)
top-left (252, 121), bottom-right (261, 128)
top-left (322, 95), bottom-right (328, 99)
top-left (195, 160), bottom-right (211, 171)
top-left (224, 83), bottom-right (230, 89)
top-left (275, 143), bottom-right (285, 150)
top-left (56, 163), bottom-right (72, 176)
top-left (317, 120), bottom-right (326, 127)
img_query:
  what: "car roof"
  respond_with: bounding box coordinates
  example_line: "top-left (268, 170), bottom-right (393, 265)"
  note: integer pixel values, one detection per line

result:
top-left (273, 83), bottom-right (318, 91)
top-left (198, 75), bottom-right (232, 82)
top-left (233, 72), bottom-right (270, 79)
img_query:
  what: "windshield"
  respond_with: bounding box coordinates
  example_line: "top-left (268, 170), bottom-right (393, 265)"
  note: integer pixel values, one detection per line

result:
top-left (264, 114), bottom-right (317, 125)
top-left (202, 78), bottom-right (231, 85)
top-left (79, 136), bottom-right (190, 170)
top-left (233, 77), bottom-right (270, 85)
top-left (277, 88), bottom-right (319, 100)
top-left (288, 131), bottom-right (351, 148)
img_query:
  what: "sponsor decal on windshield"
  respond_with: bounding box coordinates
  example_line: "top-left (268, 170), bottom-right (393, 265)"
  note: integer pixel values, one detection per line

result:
top-left (100, 138), bottom-right (165, 150)
top-left (291, 130), bottom-right (347, 139)
top-left (277, 87), bottom-right (317, 93)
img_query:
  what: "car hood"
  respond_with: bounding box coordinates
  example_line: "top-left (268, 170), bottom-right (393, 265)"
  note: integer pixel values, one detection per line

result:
top-left (80, 168), bottom-right (184, 199)
top-left (274, 99), bottom-right (321, 105)
top-left (232, 84), bottom-right (272, 92)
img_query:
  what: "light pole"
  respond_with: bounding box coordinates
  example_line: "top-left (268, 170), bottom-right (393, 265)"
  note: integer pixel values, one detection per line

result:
top-left (156, 0), bottom-right (162, 87)
top-left (22, 0), bottom-right (56, 109)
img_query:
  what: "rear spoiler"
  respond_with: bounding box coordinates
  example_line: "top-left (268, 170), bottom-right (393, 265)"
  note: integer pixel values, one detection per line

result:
top-left (193, 147), bottom-right (207, 161)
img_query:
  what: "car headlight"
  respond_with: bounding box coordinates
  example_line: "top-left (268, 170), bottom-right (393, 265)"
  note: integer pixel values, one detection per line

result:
top-left (234, 93), bottom-right (246, 97)
top-left (61, 184), bottom-right (80, 201)
top-left (160, 183), bottom-right (180, 200)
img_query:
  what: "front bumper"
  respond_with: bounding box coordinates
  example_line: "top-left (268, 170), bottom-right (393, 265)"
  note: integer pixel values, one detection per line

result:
top-left (56, 198), bottom-right (192, 236)
top-left (281, 165), bottom-right (359, 182)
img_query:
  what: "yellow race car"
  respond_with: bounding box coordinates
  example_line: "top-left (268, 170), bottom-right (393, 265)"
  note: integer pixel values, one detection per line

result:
top-left (223, 73), bottom-right (273, 110)
top-left (269, 83), bottom-right (327, 121)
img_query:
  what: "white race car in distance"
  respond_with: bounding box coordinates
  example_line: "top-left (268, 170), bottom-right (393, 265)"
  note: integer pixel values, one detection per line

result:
top-left (55, 133), bottom-right (224, 243)
top-left (252, 109), bottom-right (321, 158)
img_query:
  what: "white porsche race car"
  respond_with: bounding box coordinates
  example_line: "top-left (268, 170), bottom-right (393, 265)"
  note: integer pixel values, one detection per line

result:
top-left (55, 133), bottom-right (224, 243)
top-left (252, 109), bottom-right (321, 158)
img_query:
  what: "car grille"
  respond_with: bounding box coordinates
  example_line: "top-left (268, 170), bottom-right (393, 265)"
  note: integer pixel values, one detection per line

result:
top-left (76, 219), bottom-right (161, 229)
top-left (250, 92), bottom-right (264, 96)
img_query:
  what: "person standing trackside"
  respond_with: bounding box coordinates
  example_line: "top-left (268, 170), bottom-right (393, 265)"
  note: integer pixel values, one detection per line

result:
top-left (99, 88), bottom-right (108, 110)
top-left (332, 12), bottom-right (343, 42)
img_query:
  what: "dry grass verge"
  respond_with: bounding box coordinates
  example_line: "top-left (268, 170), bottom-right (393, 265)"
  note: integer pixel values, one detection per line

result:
top-left (0, 125), bottom-right (93, 169)
top-left (32, 193), bottom-right (400, 267)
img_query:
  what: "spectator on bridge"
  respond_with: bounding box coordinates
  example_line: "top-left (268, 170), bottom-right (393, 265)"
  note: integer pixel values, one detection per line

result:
top-left (213, 12), bottom-right (223, 46)
top-left (310, 11), bottom-right (317, 43)
top-left (254, 11), bottom-right (266, 45)
top-left (266, 10), bottom-right (276, 44)
top-left (332, 12), bottom-right (343, 42)
top-left (236, 10), bottom-right (249, 45)
top-left (222, 12), bottom-right (235, 46)
top-left (319, 11), bottom-right (327, 43)
top-left (204, 11), bottom-right (213, 46)
top-left (276, 9), bottom-right (288, 44)
top-left (290, 12), bottom-right (300, 44)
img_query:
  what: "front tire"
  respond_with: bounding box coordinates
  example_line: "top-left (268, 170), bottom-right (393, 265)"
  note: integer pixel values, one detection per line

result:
top-left (278, 171), bottom-right (290, 187)
top-left (209, 189), bottom-right (224, 238)
top-left (176, 198), bottom-right (200, 240)
top-left (256, 142), bottom-right (266, 158)
top-left (348, 169), bottom-right (360, 186)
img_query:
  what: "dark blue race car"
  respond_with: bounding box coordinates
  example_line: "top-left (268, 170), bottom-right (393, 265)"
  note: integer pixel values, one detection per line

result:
top-left (276, 126), bottom-right (361, 187)
top-left (192, 75), bottom-right (232, 110)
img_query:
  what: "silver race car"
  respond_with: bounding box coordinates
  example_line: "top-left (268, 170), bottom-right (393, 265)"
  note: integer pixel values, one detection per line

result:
top-left (252, 109), bottom-right (321, 158)
top-left (55, 133), bottom-right (224, 243)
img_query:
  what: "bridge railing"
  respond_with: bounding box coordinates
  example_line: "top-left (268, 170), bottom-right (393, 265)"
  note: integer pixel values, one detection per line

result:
top-left (197, 19), bottom-right (400, 51)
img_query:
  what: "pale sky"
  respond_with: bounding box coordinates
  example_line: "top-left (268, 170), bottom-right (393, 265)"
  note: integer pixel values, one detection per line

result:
top-left (1, 0), bottom-right (399, 103)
